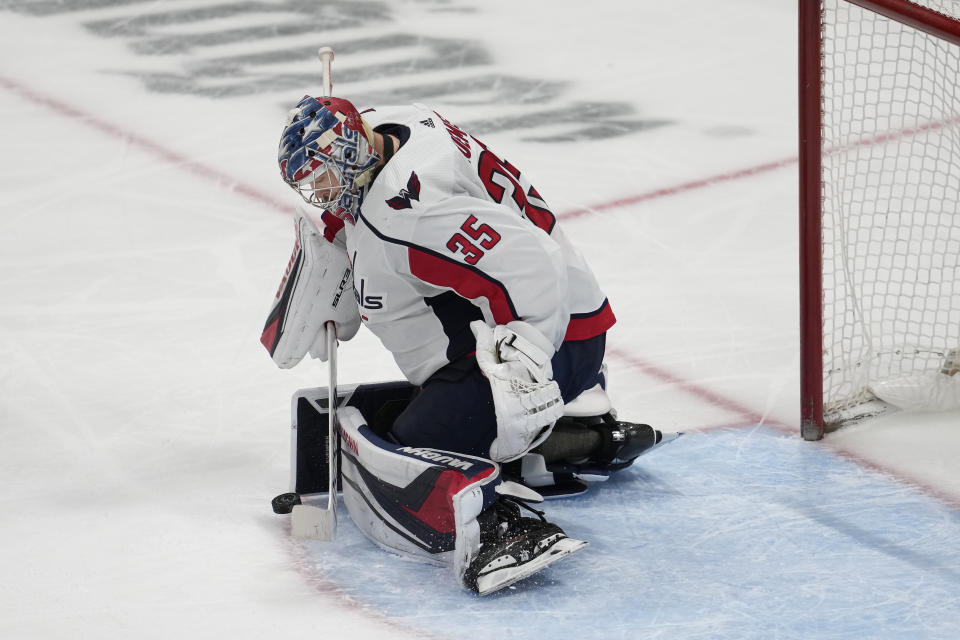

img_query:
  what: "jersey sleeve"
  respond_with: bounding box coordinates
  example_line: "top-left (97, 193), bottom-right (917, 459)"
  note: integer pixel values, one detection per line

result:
top-left (403, 195), bottom-right (570, 350)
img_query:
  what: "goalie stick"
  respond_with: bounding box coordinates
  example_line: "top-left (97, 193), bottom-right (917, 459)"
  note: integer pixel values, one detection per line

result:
top-left (283, 321), bottom-right (340, 540)
top-left (272, 47), bottom-right (341, 539)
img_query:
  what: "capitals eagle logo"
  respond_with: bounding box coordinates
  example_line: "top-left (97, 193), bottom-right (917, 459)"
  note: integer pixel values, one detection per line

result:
top-left (385, 171), bottom-right (421, 210)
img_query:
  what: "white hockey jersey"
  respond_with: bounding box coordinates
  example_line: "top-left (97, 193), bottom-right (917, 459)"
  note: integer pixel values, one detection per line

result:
top-left (342, 105), bottom-right (615, 385)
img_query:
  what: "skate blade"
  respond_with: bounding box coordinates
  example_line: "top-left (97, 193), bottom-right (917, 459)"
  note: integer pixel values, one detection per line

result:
top-left (635, 431), bottom-right (683, 459)
top-left (658, 431), bottom-right (683, 447)
top-left (476, 537), bottom-right (588, 596)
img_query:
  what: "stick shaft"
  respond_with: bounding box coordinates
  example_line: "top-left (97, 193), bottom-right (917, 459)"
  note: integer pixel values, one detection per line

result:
top-left (290, 322), bottom-right (339, 540)
top-left (318, 47), bottom-right (335, 97)
top-left (326, 321), bottom-right (338, 515)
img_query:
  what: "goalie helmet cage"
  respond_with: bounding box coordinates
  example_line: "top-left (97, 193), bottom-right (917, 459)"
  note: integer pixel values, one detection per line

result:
top-left (799, 0), bottom-right (960, 440)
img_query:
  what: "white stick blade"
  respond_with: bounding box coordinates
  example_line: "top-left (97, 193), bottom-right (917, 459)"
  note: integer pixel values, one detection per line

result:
top-left (291, 504), bottom-right (336, 540)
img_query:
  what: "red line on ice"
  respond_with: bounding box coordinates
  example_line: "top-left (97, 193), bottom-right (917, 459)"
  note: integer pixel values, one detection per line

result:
top-left (605, 347), bottom-right (794, 434)
top-left (824, 445), bottom-right (960, 511)
top-left (0, 74), bottom-right (291, 215)
top-left (556, 157), bottom-right (798, 221)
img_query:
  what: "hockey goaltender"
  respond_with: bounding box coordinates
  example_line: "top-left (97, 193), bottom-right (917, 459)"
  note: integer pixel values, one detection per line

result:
top-left (260, 81), bottom-right (677, 595)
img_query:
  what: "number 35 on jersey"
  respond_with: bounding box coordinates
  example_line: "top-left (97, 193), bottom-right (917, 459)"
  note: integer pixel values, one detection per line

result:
top-left (445, 215), bottom-right (502, 265)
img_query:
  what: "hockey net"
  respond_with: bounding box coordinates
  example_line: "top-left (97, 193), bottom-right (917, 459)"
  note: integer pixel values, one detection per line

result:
top-left (800, 0), bottom-right (960, 439)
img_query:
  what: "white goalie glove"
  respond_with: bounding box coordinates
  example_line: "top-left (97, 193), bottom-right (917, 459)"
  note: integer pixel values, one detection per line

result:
top-left (470, 320), bottom-right (565, 462)
top-left (260, 207), bottom-right (360, 367)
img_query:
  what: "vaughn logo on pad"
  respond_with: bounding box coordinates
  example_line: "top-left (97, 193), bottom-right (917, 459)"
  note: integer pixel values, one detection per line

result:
top-left (397, 447), bottom-right (473, 471)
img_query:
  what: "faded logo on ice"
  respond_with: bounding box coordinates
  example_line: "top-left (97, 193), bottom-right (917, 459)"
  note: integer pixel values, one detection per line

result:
top-left (2, 1), bottom-right (673, 142)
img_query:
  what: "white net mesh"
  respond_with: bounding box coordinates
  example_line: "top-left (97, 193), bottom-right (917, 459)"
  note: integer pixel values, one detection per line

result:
top-left (820, 0), bottom-right (960, 424)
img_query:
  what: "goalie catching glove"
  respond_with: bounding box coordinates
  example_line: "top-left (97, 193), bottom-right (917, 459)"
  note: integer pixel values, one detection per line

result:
top-left (260, 206), bottom-right (360, 367)
top-left (471, 320), bottom-right (564, 463)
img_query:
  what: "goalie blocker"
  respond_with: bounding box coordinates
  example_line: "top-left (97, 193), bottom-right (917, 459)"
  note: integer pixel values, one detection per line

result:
top-left (282, 382), bottom-right (585, 594)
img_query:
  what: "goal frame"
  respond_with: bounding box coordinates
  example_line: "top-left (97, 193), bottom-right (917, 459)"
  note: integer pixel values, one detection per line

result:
top-left (798, 0), bottom-right (960, 440)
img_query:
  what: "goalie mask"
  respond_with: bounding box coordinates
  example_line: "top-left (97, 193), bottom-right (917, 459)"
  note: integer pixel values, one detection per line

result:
top-left (278, 96), bottom-right (379, 220)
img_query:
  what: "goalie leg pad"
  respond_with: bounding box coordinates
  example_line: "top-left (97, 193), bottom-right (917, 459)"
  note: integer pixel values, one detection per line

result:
top-left (289, 381), bottom-right (418, 495)
top-left (336, 405), bottom-right (501, 580)
top-left (289, 385), bottom-right (585, 592)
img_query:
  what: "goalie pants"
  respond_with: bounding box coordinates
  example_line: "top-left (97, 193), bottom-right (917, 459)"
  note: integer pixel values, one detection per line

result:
top-left (389, 333), bottom-right (606, 458)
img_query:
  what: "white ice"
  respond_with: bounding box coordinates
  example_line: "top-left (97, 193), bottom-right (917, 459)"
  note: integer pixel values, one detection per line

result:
top-left (1, 1), bottom-right (959, 638)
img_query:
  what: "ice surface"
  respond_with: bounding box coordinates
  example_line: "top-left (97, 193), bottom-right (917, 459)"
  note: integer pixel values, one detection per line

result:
top-left (1, 1), bottom-right (958, 638)
top-left (299, 428), bottom-right (960, 639)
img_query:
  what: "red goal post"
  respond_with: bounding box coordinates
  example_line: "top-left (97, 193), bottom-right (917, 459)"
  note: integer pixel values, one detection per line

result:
top-left (799, 0), bottom-right (960, 440)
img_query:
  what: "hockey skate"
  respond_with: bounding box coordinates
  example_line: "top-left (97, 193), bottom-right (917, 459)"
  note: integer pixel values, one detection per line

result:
top-left (515, 413), bottom-right (682, 497)
top-left (582, 413), bottom-right (673, 469)
top-left (463, 494), bottom-right (587, 596)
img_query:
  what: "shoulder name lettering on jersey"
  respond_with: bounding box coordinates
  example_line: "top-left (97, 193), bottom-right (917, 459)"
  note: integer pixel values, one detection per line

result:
top-left (434, 111), bottom-right (471, 158)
